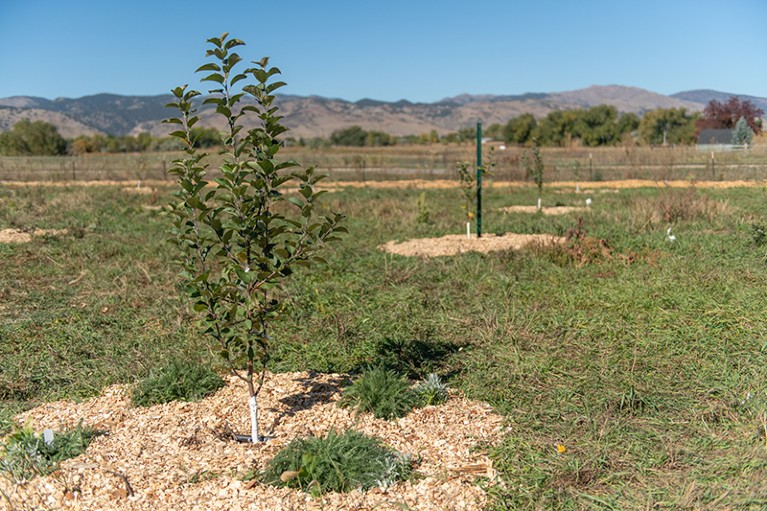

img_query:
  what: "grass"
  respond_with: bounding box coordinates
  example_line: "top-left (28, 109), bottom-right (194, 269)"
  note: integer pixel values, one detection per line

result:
top-left (338, 366), bottom-right (416, 419)
top-left (1, 177), bottom-right (767, 507)
top-left (131, 358), bottom-right (225, 407)
top-left (259, 429), bottom-right (413, 495)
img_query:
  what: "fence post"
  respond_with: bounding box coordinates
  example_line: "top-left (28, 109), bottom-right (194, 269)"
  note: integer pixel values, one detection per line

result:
top-left (476, 122), bottom-right (482, 238)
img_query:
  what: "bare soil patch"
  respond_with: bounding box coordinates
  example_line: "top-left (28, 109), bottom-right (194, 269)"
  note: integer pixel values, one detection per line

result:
top-left (121, 186), bottom-right (156, 195)
top-left (0, 228), bottom-right (68, 244)
top-left (500, 205), bottom-right (588, 215)
top-left (380, 233), bottom-right (564, 258)
top-left (2, 372), bottom-right (504, 511)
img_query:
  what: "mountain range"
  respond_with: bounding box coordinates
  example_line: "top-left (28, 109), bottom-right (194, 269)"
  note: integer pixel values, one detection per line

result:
top-left (0, 85), bottom-right (764, 140)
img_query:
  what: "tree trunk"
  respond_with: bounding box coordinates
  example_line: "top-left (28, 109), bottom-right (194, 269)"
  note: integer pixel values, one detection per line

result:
top-left (249, 395), bottom-right (259, 443)
top-left (246, 377), bottom-right (261, 443)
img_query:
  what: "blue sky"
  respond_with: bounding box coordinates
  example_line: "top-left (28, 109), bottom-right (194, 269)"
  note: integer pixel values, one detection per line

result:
top-left (0, 0), bottom-right (765, 102)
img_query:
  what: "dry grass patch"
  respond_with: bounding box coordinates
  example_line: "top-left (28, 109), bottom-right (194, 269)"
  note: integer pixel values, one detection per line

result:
top-left (628, 187), bottom-right (731, 231)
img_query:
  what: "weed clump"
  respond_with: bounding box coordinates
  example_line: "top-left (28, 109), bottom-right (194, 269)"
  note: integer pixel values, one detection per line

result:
top-left (750, 223), bottom-right (767, 246)
top-left (132, 359), bottom-right (224, 407)
top-left (261, 429), bottom-right (412, 495)
top-left (339, 367), bottom-right (415, 419)
top-left (339, 368), bottom-right (450, 419)
top-left (0, 423), bottom-right (102, 483)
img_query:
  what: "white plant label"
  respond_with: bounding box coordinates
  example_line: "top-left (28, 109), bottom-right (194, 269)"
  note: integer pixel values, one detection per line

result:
top-left (43, 428), bottom-right (54, 445)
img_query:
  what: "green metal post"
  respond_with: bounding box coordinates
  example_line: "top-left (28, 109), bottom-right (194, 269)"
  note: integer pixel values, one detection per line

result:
top-left (476, 122), bottom-right (482, 238)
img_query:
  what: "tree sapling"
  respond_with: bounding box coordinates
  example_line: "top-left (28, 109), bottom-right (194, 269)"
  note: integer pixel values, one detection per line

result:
top-left (165, 33), bottom-right (346, 443)
top-left (524, 142), bottom-right (545, 210)
top-left (456, 161), bottom-right (475, 239)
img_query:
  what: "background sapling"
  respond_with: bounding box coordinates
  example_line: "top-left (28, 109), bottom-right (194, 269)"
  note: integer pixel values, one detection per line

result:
top-left (524, 142), bottom-right (545, 210)
top-left (456, 161), bottom-right (475, 238)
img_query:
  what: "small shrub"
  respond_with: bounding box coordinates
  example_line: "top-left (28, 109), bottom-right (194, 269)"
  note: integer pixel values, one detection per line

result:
top-left (526, 218), bottom-right (611, 267)
top-left (0, 423), bottom-right (102, 483)
top-left (751, 223), bottom-right (767, 246)
top-left (338, 367), bottom-right (416, 419)
top-left (413, 373), bottom-right (449, 406)
top-left (132, 359), bottom-right (224, 407)
top-left (261, 429), bottom-right (412, 495)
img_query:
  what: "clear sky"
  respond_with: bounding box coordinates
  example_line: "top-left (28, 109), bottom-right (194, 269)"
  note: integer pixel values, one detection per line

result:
top-left (0, 0), bottom-right (765, 103)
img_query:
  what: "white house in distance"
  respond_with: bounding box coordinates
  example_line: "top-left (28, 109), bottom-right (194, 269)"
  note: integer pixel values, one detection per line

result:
top-left (696, 128), bottom-right (738, 152)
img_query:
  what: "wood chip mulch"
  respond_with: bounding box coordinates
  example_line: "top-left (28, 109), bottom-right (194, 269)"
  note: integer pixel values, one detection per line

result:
top-left (1, 372), bottom-right (505, 511)
top-left (379, 233), bottom-right (564, 258)
top-left (500, 205), bottom-right (588, 215)
top-left (0, 228), bottom-right (68, 244)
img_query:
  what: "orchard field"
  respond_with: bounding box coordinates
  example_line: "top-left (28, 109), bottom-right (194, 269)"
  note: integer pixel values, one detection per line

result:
top-left (2, 169), bottom-right (767, 508)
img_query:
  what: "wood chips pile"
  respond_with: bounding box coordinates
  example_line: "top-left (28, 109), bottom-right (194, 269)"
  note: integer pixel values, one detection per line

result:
top-left (0, 228), bottom-right (68, 244)
top-left (1, 372), bottom-right (505, 511)
top-left (379, 233), bottom-right (564, 258)
top-left (499, 205), bottom-right (588, 215)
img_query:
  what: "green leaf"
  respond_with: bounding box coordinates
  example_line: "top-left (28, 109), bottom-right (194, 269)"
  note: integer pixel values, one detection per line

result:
top-left (196, 63), bottom-right (221, 73)
top-left (286, 196), bottom-right (304, 209)
top-left (202, 73), bottom-right (226, 84)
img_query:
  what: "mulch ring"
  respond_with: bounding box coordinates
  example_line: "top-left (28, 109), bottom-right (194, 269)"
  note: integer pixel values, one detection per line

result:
top-left (499, 205), bottom-right (588, 215)
top-left (1, 371), bottom-right (505, 511)
top-left (379, 233), bottom-right (564, 258)
top-left (0, 228), bottom-right (68, 244)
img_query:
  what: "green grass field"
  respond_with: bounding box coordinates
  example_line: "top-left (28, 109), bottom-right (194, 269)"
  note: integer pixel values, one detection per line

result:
top-left (2, 178), bottom-right (767, 509)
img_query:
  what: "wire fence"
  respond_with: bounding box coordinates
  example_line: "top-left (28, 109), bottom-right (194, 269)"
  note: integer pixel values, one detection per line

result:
top-left (1, 144), bottom-right (767, 183)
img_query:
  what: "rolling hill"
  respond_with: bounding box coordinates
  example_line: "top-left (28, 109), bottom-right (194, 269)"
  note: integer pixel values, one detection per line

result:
top-left (0, 85), bottom-right (762, 140)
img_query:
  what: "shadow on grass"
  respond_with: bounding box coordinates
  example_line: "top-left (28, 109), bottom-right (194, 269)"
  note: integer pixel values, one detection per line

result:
top-left (362, 337), bottom-right (465, 379)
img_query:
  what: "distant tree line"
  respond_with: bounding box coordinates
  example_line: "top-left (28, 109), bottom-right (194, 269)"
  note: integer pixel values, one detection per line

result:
top-left (314, 98), bottom-right (762, 149)
top-left (0, 97), bottom-right (762, 156)
top-left (0, 122), bottom-right (220, 156)
top-left (0, 119), bottom-right (68, 156)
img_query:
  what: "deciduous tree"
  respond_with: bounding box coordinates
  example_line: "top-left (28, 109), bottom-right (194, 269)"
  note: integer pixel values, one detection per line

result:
top-left (697, 97), bottom-right (764, 135)
top-left (638, 108), bottom-right (698, 145)
top-left (503, 114), bottom-right (537, 145)
top-left (0, 119), bottom-right (67, 156)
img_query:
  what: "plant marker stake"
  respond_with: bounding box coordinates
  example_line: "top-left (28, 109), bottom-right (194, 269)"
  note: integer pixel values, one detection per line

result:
top-left (476, 122), bottom-right (482, 238)
top-left (43, 429), bottom-right (54, 446)
top-left (249, 396), bottom-right (259, 443)
top-left (467, 221), bottom-right (471, 240)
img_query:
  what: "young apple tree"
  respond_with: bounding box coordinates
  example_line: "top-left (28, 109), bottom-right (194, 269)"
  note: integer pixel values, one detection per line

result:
top-left (164, 33), bottom-right (345, 443)
top-left (524, 142), bottom-right (545, 210)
